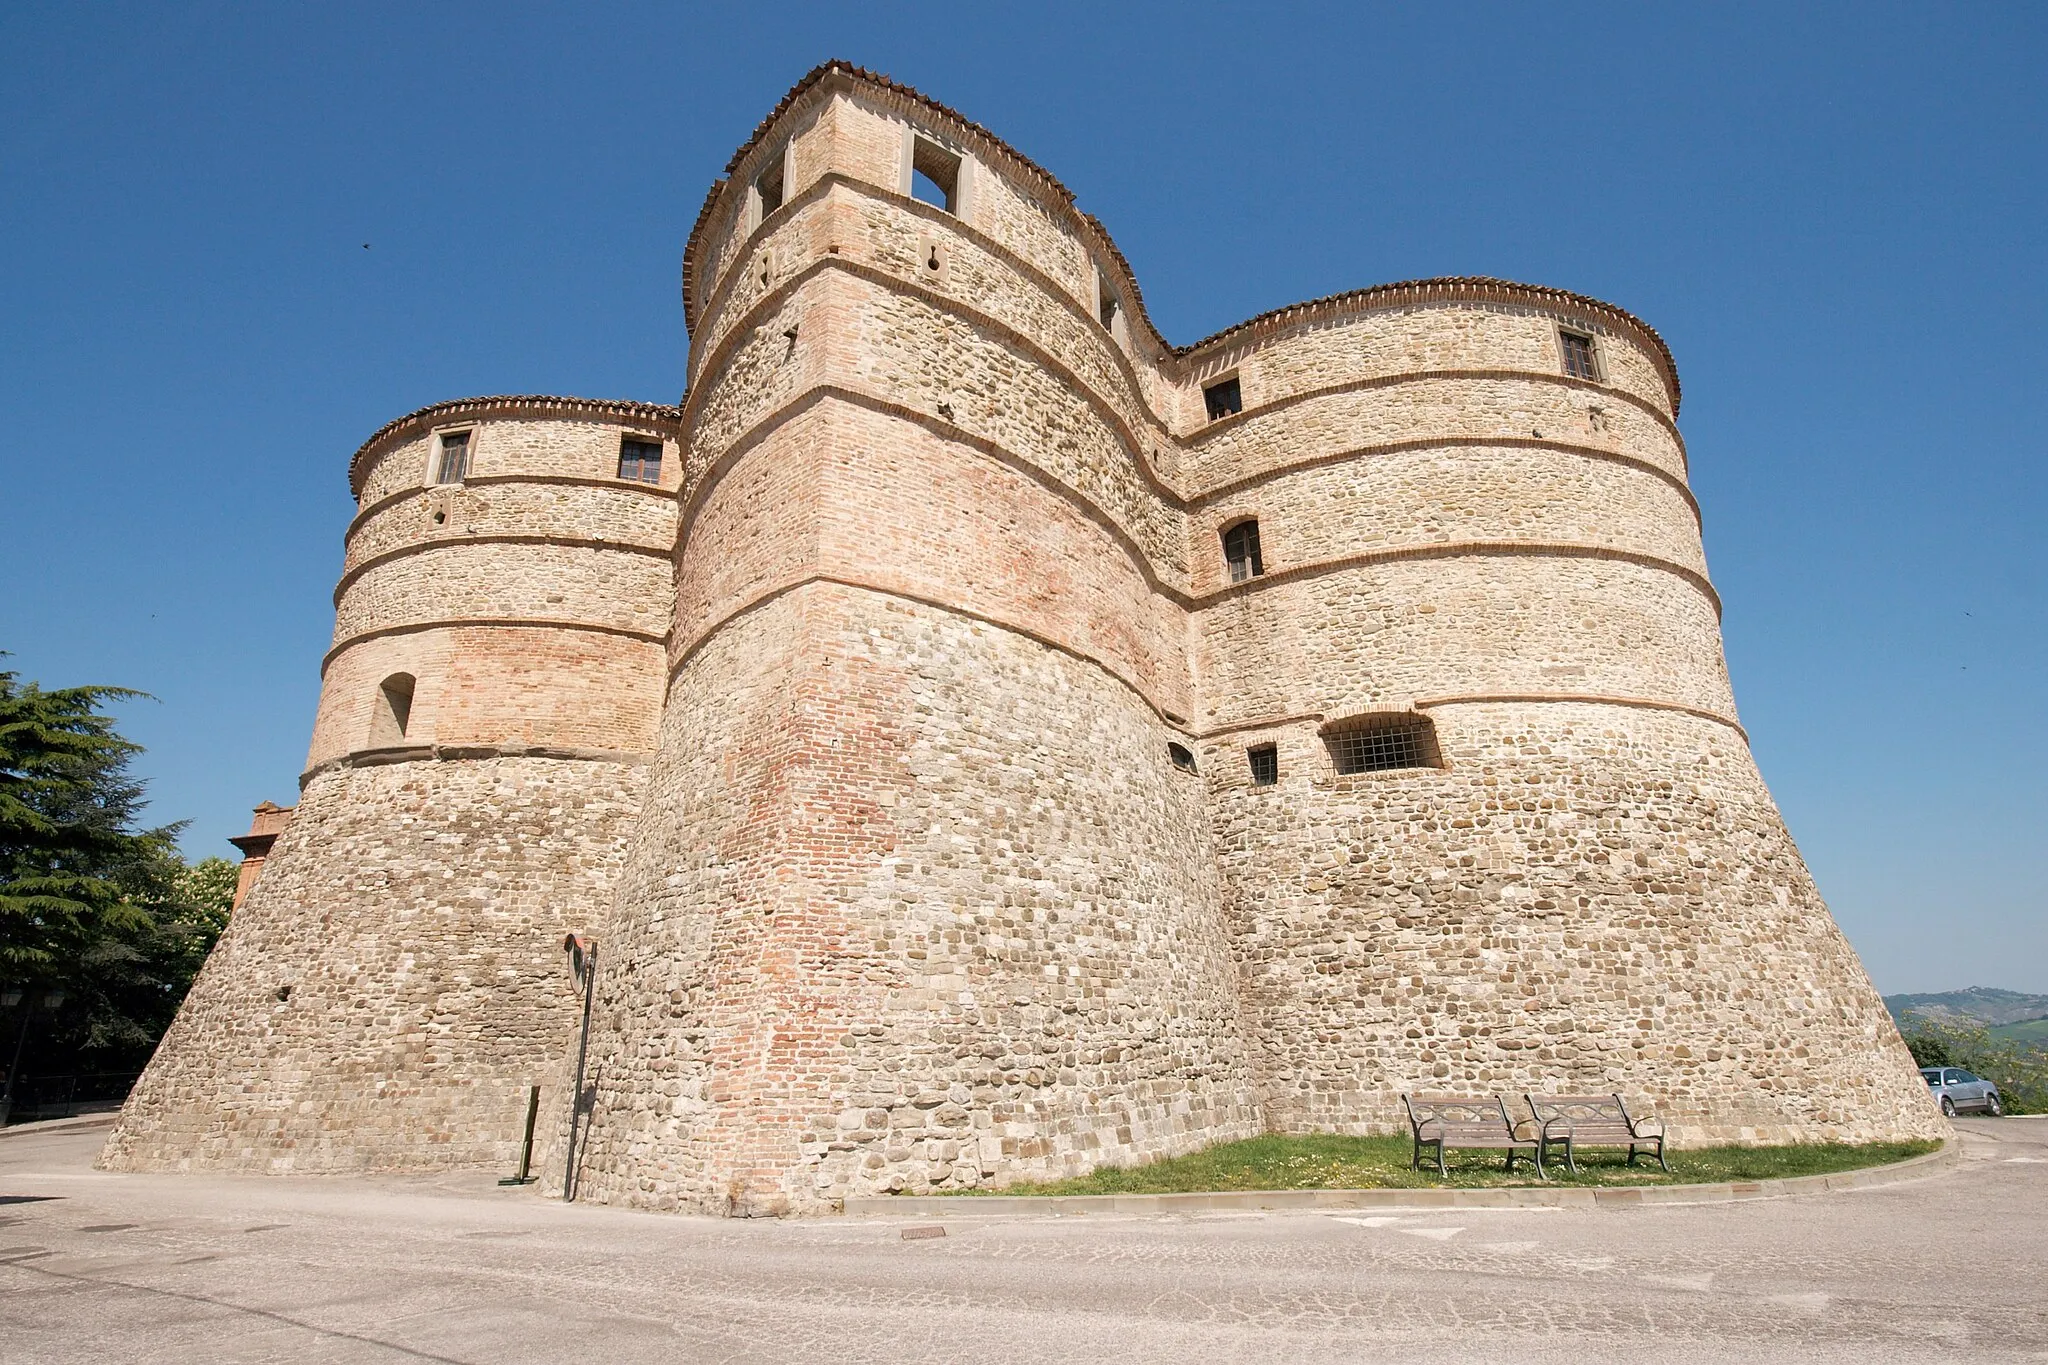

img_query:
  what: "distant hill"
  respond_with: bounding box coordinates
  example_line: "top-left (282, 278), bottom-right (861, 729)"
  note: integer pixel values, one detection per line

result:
top-left (1885, 987), bottom-right (2048, 1028)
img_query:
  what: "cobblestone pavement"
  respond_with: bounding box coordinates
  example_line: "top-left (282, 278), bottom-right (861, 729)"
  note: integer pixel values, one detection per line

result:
top-left (1, 1117), bottom-right (2042, 1363)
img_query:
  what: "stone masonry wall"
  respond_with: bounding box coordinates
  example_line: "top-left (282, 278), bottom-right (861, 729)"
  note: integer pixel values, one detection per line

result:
top-left (113, 66), bottom-right (1942, 1195)
top-left (1202, 703), bottom-right (1944, 1144)
top-left (571, 584), bottom-right (1262, 1214)
top-left (102, 757), bottom-right (648, 1172)
top-left (109, 405), bottom-right (677, 1173)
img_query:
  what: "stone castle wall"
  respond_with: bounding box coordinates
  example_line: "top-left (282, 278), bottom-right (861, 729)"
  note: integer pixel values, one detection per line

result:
top-left (109, 62), bottom-right (1944, 1195)
top-left (105, 403), bottom-right (681, 1172)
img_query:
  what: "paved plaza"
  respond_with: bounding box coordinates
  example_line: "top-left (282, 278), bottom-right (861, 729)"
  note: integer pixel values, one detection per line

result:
top-left (2, 1116), bottom-right (2043, 1363)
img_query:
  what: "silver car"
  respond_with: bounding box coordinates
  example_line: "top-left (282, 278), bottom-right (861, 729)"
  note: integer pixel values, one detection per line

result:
top-left (1922, 1066), bottom-right (2004, 1116)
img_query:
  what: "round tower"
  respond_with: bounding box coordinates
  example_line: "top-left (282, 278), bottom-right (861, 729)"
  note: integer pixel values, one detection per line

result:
top-left (565, 65), bottom-right (1264, 1213)
top-left (1184, 286), bottom-right (1941, 1144)
top-left (104, 397), bottom-right (681, 1173)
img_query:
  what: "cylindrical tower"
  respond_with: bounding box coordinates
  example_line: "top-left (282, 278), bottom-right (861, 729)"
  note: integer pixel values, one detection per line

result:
top-left (1184, 285), bottom-right (1940, 1144)
top-left (104, 396), bottom-right (680, 1173)
top-left (565, 65), bottom-right (1263, 1214)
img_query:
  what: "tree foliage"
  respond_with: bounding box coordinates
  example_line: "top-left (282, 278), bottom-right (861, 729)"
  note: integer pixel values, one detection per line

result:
top-left (0, 663), bottom-right (233, 1081)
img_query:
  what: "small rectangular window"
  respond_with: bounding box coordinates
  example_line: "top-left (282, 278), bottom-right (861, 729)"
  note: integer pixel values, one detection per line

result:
top-left (1203, 376), bottom-right (1242, 421)
top-left (1560, 330), bottom-right (1599, 381)
top-left (911, 137), bottom-right (961, 214)
top-left (755, 150), bottom-right (785, 220)
top-left (618, 437), bottom-right (663, 485)
top-left (1223, 520), bottom-right (1264, 583)
top-left (1327, 717), bottom-right (1440, 775)
top-left (1247, 744), bottom-right (1278, 786)
top-left (434, 431), bottom-right (470, 484)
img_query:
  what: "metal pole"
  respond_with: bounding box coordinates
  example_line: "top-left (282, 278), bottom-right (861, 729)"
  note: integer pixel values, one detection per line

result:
top-left (563, 940), bottom-right (597, 1202)
top-left (499, 1083), bottom-right (541, 1186)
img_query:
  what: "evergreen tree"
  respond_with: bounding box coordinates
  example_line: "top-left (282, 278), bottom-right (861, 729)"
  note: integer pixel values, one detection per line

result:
top-left (0, 662), bottom-right (232, 1090)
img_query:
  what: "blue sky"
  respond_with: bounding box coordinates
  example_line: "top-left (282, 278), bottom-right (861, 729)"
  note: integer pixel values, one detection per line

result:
top-left (1, 4), bottom-right (2041, 995)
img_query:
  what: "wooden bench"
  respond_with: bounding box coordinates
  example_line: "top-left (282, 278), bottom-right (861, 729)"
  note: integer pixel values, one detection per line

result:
top-left (1524, 1094), bottom-right (1668, 1173)
top-left (1403, 1094), bottom-right (1544, 1179)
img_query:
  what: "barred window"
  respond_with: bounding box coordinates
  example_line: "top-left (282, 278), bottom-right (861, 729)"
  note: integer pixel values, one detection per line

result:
top-left (618, 437), bottom-right (663, 484)
top-left (1203, 376), bottom-right (1242, 421)
top-left (1168, 742), bottom-right (1199, 774)
top-left (433, 431), bottom-right (470, 484)
top-left (1326, 715), bottom-right (1440, 774)
top-left (1560, 330), bottom-right (1599, 381)
top-left (1222, 520), bottom-right (1264, 583)
top-left (1247, 743), bottom-right (1278, 786)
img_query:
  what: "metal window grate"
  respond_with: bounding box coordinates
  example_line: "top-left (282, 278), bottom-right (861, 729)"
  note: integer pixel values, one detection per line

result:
top-left (618, 437), bottom-right (663, 484)
top-left (434, 432), bottom-right (470, 484)
top-left (1223, 520), bottom-right (1264, 583)
top-left (1327, 721), bottom-right (1433, 774)
top-left (1203, 376), bottom-right (1242, 421)
top-left (1560, 331), bottom-right (1598, 380)
top-left (1247, 744), bottom-right (1278, 786)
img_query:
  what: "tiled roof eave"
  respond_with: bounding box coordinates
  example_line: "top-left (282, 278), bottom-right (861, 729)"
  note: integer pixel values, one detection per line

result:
top-left (678, 66), bottom-right (1680, 416)
top-left (346, 395), bottom-right (683, 496)
top-left (1173, 276), bottom-right (1682, 414)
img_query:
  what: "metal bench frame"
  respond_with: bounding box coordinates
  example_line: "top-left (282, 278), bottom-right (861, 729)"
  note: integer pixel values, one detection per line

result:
top-left (1403, 1093), bottom-right (1544, 1179)
top-left (1524, 1093), bottom-right (1668, 1174)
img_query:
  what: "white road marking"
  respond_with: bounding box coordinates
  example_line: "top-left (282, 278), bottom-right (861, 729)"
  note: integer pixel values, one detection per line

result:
top-left (1396, 1226), bottom-right (1465, 1241)
top-left (1642, 1272), bottom-right (1715, 1293)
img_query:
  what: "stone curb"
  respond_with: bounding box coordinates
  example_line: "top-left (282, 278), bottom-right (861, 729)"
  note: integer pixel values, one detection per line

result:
top-left (0, 1112), bottom-right (120, 1140)
top-left (840, 1139), bottom-right (1961, 1218)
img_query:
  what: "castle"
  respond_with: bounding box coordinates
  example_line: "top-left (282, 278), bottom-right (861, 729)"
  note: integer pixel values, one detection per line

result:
top-left (103, 62), bottom-right (1944, 1212)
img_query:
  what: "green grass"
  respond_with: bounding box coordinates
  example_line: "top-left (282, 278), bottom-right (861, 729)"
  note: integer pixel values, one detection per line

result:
top-left (1990, 1017), bottom-right (2048, 1047)
top-left (944, 1133), bottom-right (1940, 1196)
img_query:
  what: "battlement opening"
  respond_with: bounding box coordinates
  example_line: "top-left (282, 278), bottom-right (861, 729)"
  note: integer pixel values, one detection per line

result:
top-left (1203, 376), bottom-right (1242, 422)
top-left (754, 148), bottom-right (786, 220)
top-left (1322, 713), bottom-right (1441, 775)
top-left (371, 673), bottom-right (416, 747)
top-left (910, 136), bottom-right (962, 214)
top-left (1098, 274), bottom-right (1119, 331)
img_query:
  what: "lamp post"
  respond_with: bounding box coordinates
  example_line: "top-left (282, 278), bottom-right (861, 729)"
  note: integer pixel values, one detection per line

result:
top-left (0, 987), bottom-right (68, 1128)
top-left (561, 935), bottom-right (597, 1202)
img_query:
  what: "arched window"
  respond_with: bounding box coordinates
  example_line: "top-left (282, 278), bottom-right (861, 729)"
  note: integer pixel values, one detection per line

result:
top-left (1167, 742), bottom-right (1199, 774)
top-left (371, 673), bottom-right (416, 747)
top-left (1324, 713), bottom-right (1441, 775)
top-left (1222, 519), bottom-right (1264, 583)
